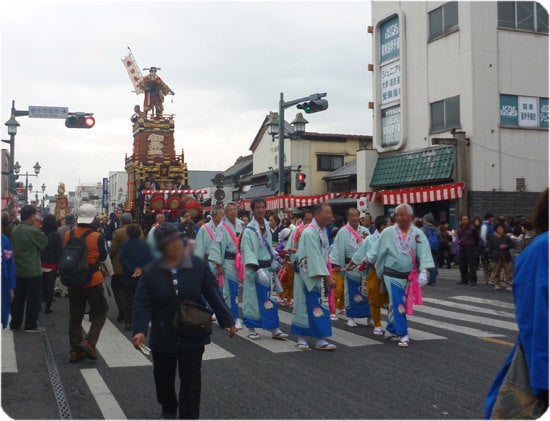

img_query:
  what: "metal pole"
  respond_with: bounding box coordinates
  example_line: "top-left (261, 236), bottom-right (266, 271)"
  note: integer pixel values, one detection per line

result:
top-left (25, 173), bottom-right (28, 205)
top-left (278, 92), bottom-right (285, 195)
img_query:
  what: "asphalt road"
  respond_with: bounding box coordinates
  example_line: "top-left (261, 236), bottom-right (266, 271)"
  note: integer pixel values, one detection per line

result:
top-left (1, 267), bottom-right (516, 420)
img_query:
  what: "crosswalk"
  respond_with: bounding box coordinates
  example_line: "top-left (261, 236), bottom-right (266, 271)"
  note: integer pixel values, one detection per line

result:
top-left (2, 294), bottom-right (518, 375)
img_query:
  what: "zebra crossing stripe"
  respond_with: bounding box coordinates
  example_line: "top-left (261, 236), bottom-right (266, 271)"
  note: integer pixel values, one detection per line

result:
top-left (345, 316), bottom-right (446, 341)
top-left (1, 329), bottom-right (18, 373)
top-left (204, 342), bottom-right (235, 360)
top-left (408, 315), bottom-right (505, 338)
top-left (450, 296), bottom-right (515, 309)
top-left (422, 297), bottom-right (516, 319)
top-left (82, 319), bottom-right (151, 368)
top-left (238, 329), bottom-right (302, 353)
top-left (413, 306), bottom-right (518, 331)
top-left (80, 368), bottom-right (126, 420)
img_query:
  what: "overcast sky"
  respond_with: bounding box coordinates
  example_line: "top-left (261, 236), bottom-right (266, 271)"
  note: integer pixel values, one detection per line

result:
top-left (1, 0), bottom-right (373, 195)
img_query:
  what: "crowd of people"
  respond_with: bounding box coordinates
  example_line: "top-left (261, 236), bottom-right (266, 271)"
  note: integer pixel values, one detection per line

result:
top-left (1, 189), bottom-right (547, 419)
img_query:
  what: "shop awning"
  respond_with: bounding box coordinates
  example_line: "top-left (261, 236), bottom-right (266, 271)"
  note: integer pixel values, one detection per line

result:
top-left (241, 184), bottom-right (277, 199)
top-left (381, 182), bottom-right (465, 205)
top-left (370, 146), bottom-right (455, 188)
top-left (141, 189), bottom-right (208, 194)
top-left (237, 192), bottom-right (378, 211)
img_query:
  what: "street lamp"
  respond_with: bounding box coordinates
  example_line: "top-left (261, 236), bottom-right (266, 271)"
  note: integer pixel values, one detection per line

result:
top-left (3, 116), bottom-right (20, 194)
top-left (41, 183), bottom-right (46, 193)
top-left (265, 112), bottom-right (279, 138)
top-left (18, 162), bottom-right (41, 205)
top-left (28, 183), bottom-right (33, 192)
top-left (290, 113), bottom-right (309, 135)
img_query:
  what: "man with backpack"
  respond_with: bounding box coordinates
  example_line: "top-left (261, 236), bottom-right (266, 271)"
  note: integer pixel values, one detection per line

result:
top-left (60, 204), bottom-right (108, 363)
top-left (422, 213), bottom-right (440, 286)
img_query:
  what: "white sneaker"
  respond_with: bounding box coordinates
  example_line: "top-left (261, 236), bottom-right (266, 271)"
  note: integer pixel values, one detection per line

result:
top-left (397, 335), bottom-right (409, 347)
top-left (330, 314), bottom-right (338, 321)
top-left (346, 318), bottom-right (358, 328)
top-left (211, 314), bottom-right (217, 322)
top-left (234, 319), bottom-right (243, 330)
top-left (373, 327), bottom-right (384, 336)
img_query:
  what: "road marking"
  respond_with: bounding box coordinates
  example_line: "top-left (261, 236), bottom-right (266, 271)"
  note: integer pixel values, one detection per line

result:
top-left (1, 329), bottom-right (18, 373)
top-left (335, 313), bottom-right (446, 341)
top-left (80, 368), bottom-right (126, 420)
top-left (479, 337), bottom-right (515, 347)
top-left (239, 329), bottom-right (302, 353)
top-left (408, 315), bottom-right (506, 338)
top-left (204, 342), bottom-right (235, 360)
top-left (277, 310), bottom-right (381, 347)
top-left (450, 296), bottom-right (515, 309)
top-left (413, 306), bottom-right (518, 331)
top-left (82, 319), bottom-right (151, 368)
top-left (422, 297), bottom-right (515, 319)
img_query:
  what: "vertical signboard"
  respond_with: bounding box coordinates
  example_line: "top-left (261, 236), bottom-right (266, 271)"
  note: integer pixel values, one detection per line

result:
top-left (540, 97), bottom-right (549, 129)
top-left (102, 178), bottom-right (109, 210)
top-left (377, 14), bottom-right (404, 151)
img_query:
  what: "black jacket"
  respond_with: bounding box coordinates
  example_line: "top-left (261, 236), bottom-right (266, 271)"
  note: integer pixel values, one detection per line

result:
top-left (40, 231), bottom-right (63, 265)
top-left (133, 254), bottom-right (234, 353)
top-left (488, 234), bottom-right (515, 263)
top-left (120, 238), bottom-right (153, 285)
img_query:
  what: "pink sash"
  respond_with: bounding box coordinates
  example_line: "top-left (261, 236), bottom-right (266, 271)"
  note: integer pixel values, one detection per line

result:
top-left (405, 249), bottom-right (423, 315)
top-left (344, 224), bottom-right (363, 243)
top-left (223, 222), bottom-right (244, 282)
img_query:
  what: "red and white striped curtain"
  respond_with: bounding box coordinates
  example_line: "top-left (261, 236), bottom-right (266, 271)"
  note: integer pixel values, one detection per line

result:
top-left (141, 189), bottom-right (208, 195)
top-left (381, 182), bottom-right (465, 206)
top-left (237, 191), bottom-right (378, 211)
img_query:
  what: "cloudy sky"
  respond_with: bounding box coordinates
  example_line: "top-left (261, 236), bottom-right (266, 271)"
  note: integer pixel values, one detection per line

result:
top-left (1, 0), bottom-right (373, 195)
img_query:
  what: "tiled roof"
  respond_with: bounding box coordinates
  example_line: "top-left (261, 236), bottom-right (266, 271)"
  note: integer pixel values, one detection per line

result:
top-left (241, 184), bottom-right (277, 199)
top-left (323, 160), bottom-right (357, 180)
top-left (223, 155), bottom-right (253, 178)
top-left (370, 146), bottom-right (455, 188)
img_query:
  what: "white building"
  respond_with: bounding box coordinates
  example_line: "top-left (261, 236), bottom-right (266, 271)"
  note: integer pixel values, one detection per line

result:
top-left (358, 1), bottom-right (548, 223)
top-left (75, 182), bottom-right (104, 213)
top-left (107, 171), bottom-right (128, 215)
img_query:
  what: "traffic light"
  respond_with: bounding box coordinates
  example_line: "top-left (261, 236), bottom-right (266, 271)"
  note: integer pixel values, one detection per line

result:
top-left (297, 99), bottom-right (329, 114)
top-left (65, 114), bottom-right (95, 129)
top-left (295, 171), bottom-right (306, 191)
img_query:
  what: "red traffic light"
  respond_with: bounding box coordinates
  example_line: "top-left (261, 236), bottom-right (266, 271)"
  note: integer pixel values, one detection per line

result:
top-left (297, 173), bottom-right (306, 182)
top-left (65, 114), bottom-right (95, 129)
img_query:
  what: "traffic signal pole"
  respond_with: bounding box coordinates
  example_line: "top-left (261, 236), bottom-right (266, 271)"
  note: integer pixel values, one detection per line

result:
top-left (277, 92), bottom-right (327, 196)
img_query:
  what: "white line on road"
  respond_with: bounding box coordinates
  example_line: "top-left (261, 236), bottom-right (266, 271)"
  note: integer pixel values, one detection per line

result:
top-left (204, 342), bottom-right (235, 360)
top-left (1, 329), bottom-right (18, 373)
top-left (450, 296), bottom-right (515, 309)
top-left (81, 368), bottom-right (126, 420)
top-left (82, 319), bottom-right (151, 368)
top-left (344, 316), bottom-right (447, 341)
top-left (408, 315), bottom-right (506, 338)
top-left (422, 297), bottom-right (515, 319)
top-left (277, 311), bottom-right (382, 347)
top-left (413, 305), bottom-right (518, 331)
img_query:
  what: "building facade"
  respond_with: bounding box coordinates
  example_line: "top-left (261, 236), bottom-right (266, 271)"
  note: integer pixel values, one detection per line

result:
top-left (107, 171), bottom-right (128, 215)
top-left (245, 114), bottom-right (371, 199)
top-left (358, 1), bottom-right (548, 222)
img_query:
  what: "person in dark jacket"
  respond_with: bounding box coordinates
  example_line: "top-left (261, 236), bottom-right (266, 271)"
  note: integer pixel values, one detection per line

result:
top-left (120, 224), bottom-right (153, 331)
top-left (488, 224), bottom-right (515, 291)
top-left (40, 215), bottom-right (63, 313)
top-left (132, 223), bottom-right (236, 420)
top-left (457, 214), bottom-right (480, 286)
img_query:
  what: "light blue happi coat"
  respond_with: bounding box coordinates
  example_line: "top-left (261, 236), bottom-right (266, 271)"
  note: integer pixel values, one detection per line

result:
top-left (240, 219), bottom-right (279, 329)
top-left (330, 224), bottom-right (370, 318)
top-left (194, 221), bottom-right (219, 275)
top-left (291, 221), bottom-right (332, 339)
top-left (209, 221), bottom-right (241, 319)
top-left (369, 224), bottom-right (434, 336)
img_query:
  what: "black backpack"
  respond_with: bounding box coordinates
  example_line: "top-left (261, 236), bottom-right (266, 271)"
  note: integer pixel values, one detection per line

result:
top-left (59, 227), bottom-right (94, 287)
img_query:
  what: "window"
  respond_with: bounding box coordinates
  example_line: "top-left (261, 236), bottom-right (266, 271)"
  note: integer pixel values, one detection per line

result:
top-left (429, 2), bottom-right (459, 40)
top-left (497, 2), bottom-right (549, 33)
top-left (499, 94), bottom-right (548, 129)
top-left (317, 155), bottom-right (344, 171)
top-left (430, 96), bottom-right (461, 133)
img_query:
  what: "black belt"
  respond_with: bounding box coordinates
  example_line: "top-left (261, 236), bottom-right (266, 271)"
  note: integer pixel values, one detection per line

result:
top-left (224, 251), bottom-right (236, 260)
top-left (383, 267), bottom-right (410, 280)
top-left (258, 260), bottom-right (272, 268)
top-left (345, 257), bottom-right (352, 264)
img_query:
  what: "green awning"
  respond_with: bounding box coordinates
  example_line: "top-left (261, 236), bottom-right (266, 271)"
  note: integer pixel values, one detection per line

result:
top-left (370, 146), bottom-right (455, 188)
